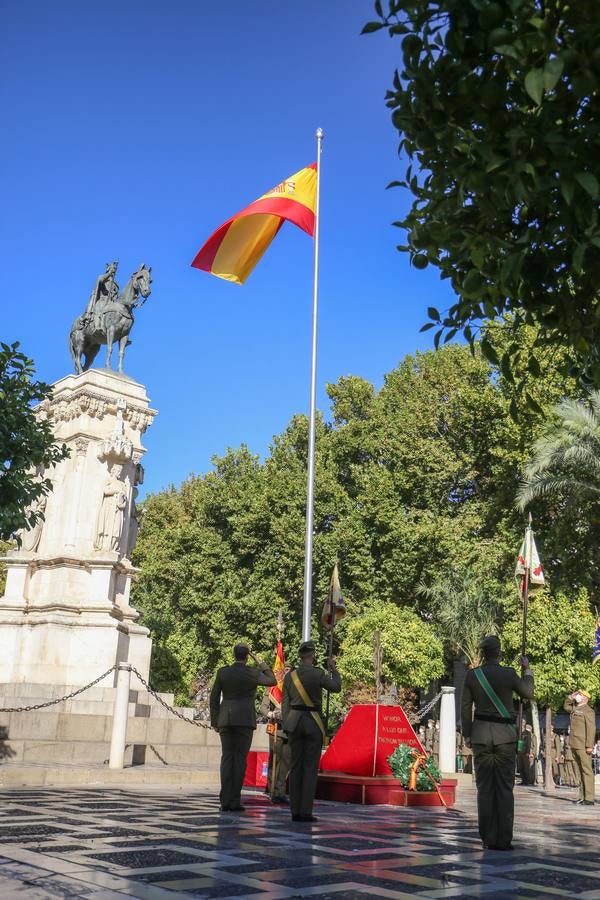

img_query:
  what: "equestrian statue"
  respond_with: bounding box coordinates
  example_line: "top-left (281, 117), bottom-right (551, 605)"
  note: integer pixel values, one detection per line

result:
top-left (69, 261), bottom-right (152, 374)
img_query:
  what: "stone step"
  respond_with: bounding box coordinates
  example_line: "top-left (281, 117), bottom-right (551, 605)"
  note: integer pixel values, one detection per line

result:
top-left (0, 763), bottom-right (221, 788)
top-left (0, 697), bottom-right (193, 719)
top-left (0, 710), bottom-right (221, 746)
top-left (3, 738), bottom-right (223, 767)
top-left (0, 684), bottom-right (179, 710)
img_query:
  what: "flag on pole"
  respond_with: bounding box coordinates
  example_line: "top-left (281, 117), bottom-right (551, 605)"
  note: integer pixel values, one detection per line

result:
top-left (191, 163), bottom-right (317, 285)
top-left (515, 524), bottom-right (545, 597)
top-left (268, 640), bottom-right (286, 707)
top-left (321, 560), bottom-right (346, 628)
top-left (593, 619), bottom-right (600, 666)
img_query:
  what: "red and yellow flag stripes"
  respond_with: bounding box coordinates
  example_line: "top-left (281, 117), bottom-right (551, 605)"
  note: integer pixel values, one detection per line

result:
top-left (268, 640), bottom-right (286, 708)
top-left (191, 163), bottom-right (317, 285)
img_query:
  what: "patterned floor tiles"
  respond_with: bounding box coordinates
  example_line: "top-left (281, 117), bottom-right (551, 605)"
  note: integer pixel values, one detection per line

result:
top-left (0, 784), bottom-right (597, 898)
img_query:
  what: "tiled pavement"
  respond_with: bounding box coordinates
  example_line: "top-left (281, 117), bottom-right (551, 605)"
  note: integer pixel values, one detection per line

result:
top-left (0, 784), bottom-right (597, 899)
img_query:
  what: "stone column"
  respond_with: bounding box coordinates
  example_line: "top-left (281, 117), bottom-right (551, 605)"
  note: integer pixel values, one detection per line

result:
top-left (439, 686), bottom-right (456, 774)
top-left (0, 369), bottom-right (157, 687)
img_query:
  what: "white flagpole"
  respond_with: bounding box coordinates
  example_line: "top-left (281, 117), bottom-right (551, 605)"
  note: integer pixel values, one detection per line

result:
top-left (302, 127), bottom-right (323, 642)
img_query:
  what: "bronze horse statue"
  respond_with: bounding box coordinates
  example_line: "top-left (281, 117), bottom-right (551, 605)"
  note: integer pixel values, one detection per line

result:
top-left (69, 264), bottom-right (152, 374)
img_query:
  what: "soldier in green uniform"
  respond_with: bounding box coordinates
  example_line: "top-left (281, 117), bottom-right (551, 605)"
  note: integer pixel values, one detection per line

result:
top-left (564, 689), bottom-right (596, 805)
top-left (282, 640), bottom-right (341, 823)
top-left (461, 635), bottom-right (534, 851)
top-left (210, 644), bottom-right (276, 812)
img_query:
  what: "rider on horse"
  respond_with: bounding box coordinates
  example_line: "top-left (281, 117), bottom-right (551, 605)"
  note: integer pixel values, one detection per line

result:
top-left (83, 261), bottom-right (120, 330)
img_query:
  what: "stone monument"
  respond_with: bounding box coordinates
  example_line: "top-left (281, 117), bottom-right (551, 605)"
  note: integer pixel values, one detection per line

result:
top-left (0, 262), bottom-right (155, 686)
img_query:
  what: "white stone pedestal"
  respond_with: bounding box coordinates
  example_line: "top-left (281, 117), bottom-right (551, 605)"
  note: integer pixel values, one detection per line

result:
top-left (0, 369), bottom-right (157, 686)
top-left (439, 686), bottom-right (456, 774)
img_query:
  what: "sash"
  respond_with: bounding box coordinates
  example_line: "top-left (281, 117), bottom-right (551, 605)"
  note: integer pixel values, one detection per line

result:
top-left (290, 670), bottom-right (327, 742)
top-left (473, 667), bottom-right (518, 741)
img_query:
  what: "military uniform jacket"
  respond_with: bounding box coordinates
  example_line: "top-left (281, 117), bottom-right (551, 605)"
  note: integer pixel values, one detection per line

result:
top-left (461, 662), bottom-right (534, 745)
top-left (564, 698), bottom-right (596, 749)
top-left (281, 662), bottom-right (341, 734)
top-left (210, 662), bottom-right (276, 729)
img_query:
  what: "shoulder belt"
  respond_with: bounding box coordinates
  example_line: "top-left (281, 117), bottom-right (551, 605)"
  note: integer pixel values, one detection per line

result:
top-left (290, 670), bottom-right (326, 739)
top-left (473, 668), bottom-right (517, 738)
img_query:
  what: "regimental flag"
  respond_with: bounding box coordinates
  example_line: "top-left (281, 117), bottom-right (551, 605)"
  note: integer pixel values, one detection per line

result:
top-left (593, 619), bottom-right (600, 666)
top-left (515, 524), bottom-right (545, 598)
top-left (268, 640), bottom-right (286, 707)
top-left (321, 561), bottom-right (346, 629)
top-left (191, 163), bottom-right (317, 285)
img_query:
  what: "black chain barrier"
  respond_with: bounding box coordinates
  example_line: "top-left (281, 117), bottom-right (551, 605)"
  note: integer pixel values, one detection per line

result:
top-left (130, 667), bottom-right (209, 728)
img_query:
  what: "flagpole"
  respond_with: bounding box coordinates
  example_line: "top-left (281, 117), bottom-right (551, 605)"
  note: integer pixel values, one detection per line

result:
top-left (302, 127), bottom-right (323, 642)
top-left (517, 513), bottom-right (532, 749)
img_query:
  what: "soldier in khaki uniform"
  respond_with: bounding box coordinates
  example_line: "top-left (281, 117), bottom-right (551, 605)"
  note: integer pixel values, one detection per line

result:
top-left (282, 640), bottom-right (341, 823)
top-left (564, 690), bottom-right (596, 805)
top-left (461, 635), bottom-right (534, 851)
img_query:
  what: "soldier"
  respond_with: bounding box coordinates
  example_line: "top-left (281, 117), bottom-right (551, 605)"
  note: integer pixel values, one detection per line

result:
top-left (210, 644), bottom-right (276, 812)
top-left (461, 635), bottom-right (534, 851)
top-left (551, 728), bottom-right (562, 785)
top-left (564, 689), bottom-right (596, 805)
top-left (424, 718), bottom-right (435, 757)
top-left (518, 722), bottom-right (536, 785)
top-left (563, 731), bottom-right (578, 787)
top-left (433, 720), bottom-right (440, 765)
top-left (282, 640), bottom-right (341, 823)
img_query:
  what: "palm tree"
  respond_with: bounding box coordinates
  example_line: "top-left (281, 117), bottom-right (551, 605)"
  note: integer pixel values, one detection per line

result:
top-left (516, 391), bottom-right (600, 511)
top-left (516, 390), bottom-right (600, 600)
top-left (419, 571), bottom-right (501, 668)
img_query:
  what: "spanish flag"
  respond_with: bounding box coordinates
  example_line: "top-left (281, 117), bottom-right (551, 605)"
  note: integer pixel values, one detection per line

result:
top-left (191, 163), bottom-right (317, 285)
top-left (268, 640), bottom-right (286, 708)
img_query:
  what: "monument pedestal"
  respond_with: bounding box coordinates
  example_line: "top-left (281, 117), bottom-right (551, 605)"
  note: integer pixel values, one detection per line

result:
top-left (0, 369), bottom-right (157, 686)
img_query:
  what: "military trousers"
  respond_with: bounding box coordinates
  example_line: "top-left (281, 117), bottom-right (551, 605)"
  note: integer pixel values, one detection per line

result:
top-left (473, 740), bottom-right (517, 849)
top-left (218, 726), bottom-right (253, 809)
top-left (572, 747), bottom-right (595, 802)
top-left (268, 732), bottom-right (291, 799)
top-left (288, 713), bottom-right (323, 817)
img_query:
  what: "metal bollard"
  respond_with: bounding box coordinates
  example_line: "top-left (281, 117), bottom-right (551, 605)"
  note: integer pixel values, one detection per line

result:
top-left (439, 685), bottom-right (456, 774)
top-left (109, 662), bottom-right (132, 769)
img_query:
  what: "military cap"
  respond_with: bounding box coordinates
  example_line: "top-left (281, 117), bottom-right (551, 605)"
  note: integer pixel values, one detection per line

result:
top-left (480, 634), bottom-right (501, 656)
top-left (299, 640), bottom-right (316, 656)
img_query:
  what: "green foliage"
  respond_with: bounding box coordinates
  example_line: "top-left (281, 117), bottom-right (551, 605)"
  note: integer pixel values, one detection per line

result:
top-left (419, 569), bottom-right (501, 666)
top-left (336, 603), bottom-right (444, 690)
top-left (366, 1), bottom-right (600, 387)
top-left (502, 588), bottom-right (600, 709)
top-left (0, 342), bottom-right (69, 540)
top-left (388, 742), bottom-right (441, 790)
top-left (132, 336), bottom-right (596, 703)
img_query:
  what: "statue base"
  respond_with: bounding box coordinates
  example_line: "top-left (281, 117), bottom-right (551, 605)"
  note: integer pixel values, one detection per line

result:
top-left (0, 368), bottom-right (157, 686)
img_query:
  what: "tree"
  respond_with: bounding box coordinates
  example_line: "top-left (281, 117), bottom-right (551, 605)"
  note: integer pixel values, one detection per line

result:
top-left (365, 1), bottom-right (600, 388)
top-left (0, 342), bottom-right (68, 540)
top-left (502, 588), bottom-right (600, 708)
top-left (133, 338), bottom-right (578, 701)
top-left (419, 569), bottom-right (502, 666)
top-left (336, 603), bottom-right (444, 690)
top-left (516, 391), bottom-right (600, 598)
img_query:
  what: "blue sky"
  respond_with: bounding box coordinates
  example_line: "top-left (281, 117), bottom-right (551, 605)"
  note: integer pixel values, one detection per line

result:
top-left (2, 0), bottom-right (455, 497)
